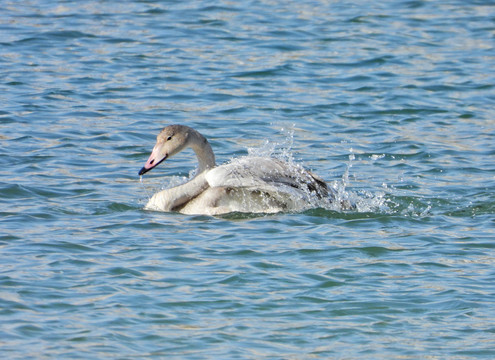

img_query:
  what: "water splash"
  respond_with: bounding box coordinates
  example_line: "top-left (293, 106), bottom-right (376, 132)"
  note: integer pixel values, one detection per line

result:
top-left (244, 135), bottom-right (391, 214)
top-left (247, 126), bottom-right (296, 164)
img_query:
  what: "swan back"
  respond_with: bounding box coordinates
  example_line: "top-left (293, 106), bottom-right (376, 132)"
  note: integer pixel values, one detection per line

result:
top-left (206, 157), bottom-right (329, 198)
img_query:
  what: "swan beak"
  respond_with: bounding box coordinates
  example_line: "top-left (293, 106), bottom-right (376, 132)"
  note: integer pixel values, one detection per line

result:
top-left (138, 146), bottom-right (168, 175)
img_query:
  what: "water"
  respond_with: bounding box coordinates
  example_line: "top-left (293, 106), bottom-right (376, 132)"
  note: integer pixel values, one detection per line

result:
top-left (1, 0), bottom-right (494, 358)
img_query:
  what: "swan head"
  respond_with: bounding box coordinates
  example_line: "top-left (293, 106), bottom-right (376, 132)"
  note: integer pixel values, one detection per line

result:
top-left (138, 125), bottom-right (190, 176)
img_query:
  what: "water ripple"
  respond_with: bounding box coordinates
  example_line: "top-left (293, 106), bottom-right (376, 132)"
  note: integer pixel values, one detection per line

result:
top-left (1, 0), bottom-right (495, 358)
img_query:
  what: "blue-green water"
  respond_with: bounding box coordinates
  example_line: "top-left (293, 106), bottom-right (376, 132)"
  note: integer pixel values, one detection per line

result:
top-left (1, 0), bottom-right (494, 358)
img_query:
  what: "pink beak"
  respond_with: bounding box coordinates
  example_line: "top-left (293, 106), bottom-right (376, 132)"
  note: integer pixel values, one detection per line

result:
top-left (138, 146), bottom-right (167, 175)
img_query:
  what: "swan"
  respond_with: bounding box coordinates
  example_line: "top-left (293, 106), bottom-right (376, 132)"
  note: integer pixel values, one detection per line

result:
top-left (139, 125), bottom-right (332, 215)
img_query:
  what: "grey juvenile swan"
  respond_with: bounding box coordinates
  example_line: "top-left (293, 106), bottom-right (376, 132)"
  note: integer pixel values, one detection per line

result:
top-left (139, 125), bottom-right (331, 215)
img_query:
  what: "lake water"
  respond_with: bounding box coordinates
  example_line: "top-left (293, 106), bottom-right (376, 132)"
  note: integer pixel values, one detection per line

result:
top-left (1, 0), bottom-right (494, 358)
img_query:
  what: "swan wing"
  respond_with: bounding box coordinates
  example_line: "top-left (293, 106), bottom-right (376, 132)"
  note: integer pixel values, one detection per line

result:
top-left (205, 157), bottom-right (328, 197)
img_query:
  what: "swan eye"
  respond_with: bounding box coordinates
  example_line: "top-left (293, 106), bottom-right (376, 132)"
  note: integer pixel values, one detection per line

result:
top-left (167, 136), bottom-right (172, 141)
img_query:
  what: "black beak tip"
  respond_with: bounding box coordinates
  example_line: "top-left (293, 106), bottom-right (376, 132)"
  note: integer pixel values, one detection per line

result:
top-left (138, 167), bottom-right (149, 176)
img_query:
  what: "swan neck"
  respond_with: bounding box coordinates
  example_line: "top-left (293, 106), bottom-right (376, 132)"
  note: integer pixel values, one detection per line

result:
top-left (188, 128), bottom-right (215, 173)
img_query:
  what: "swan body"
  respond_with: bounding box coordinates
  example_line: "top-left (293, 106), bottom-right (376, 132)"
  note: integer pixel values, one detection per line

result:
top-left (139, 125), bottom-right (331, 215)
